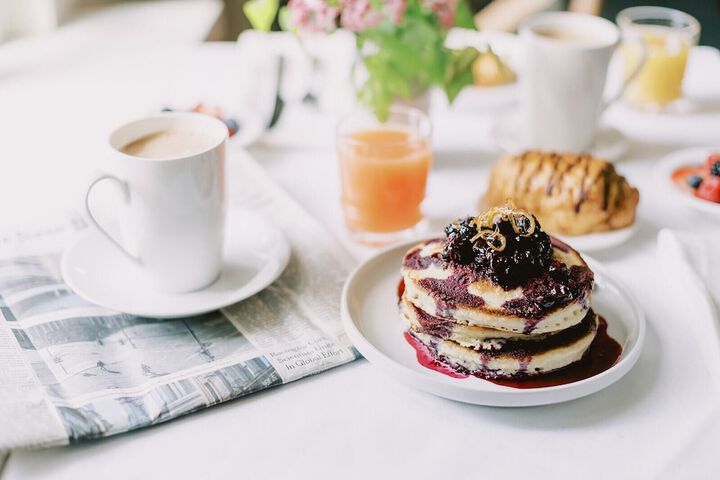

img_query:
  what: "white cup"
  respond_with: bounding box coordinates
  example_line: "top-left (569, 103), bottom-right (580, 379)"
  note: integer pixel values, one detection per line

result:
top-left (86, 113), bottom-right (228, 293)
top-left (519, 12), bottom-right (645, 152)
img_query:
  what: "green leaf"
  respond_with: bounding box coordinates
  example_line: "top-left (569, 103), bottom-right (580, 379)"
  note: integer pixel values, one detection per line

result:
top-left (454, 0), bottom-right (475, 29)
top-left (243, 0), bottom-right (279, 32)
top-left (354, 0), bottom-right (478, 120)
top-left (444, 46), bottom-right (479, 102)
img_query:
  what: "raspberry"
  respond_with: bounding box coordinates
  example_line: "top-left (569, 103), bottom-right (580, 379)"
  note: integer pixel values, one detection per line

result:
top-left (696, 175), bottom-right (720, 203)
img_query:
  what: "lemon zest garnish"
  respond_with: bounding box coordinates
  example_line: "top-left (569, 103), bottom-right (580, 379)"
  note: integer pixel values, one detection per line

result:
top-left (470, 199), bottom-right (536, 252)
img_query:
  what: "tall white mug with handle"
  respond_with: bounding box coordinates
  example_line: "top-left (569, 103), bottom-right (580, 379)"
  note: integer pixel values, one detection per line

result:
top-left (519, 12), bottom-right (646, 152)
top-left (86, 112), bottom-right (228, 293)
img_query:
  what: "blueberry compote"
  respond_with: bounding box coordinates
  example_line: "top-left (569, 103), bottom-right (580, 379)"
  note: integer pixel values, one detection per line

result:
top-left (442, 211), bottom-right (552, 289)
top-left (403, 316), bottom-right (622, 389)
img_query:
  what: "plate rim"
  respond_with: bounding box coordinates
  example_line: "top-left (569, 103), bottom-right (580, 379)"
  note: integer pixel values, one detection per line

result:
top-left (61, 207), bottom-right (290, 318)
top-left (554, 223), bottom-right (638, 252)
top-left (654, 146), bottom-right (720, 216)
top-left (341, 239), bottom-right (646, 406)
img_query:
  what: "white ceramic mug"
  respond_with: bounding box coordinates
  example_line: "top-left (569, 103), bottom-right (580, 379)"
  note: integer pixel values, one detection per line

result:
top-left (86, 113), bottom-right (228, 293)
top-left (519, 12), bottom-right (645, 152)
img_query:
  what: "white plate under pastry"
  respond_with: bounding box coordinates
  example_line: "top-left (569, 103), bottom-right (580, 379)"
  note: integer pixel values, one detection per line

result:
top-left (492, 110), bottom-right (628, 162)
top-left (61, 207), bottom-right (290, 318)
top-left (476, 193), bottom-right (638, 252)
top-left (655, 147), bottom-right (720, 218)
top-left (341, 240), bottom-right (645, 407)
top-left (554, 224), bottom-right (638, 253)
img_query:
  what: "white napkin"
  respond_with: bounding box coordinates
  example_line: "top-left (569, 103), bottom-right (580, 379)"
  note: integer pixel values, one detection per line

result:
top-left (657, 229), bottom-right (720, 392)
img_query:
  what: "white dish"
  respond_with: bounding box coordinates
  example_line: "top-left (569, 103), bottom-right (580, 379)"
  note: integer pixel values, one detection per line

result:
top-left (555, 224), bottom-right (638, 253)
top-left (445, 30), bottom-right (520, 110)
top-left (341, 240), bottom-right (645, 407)
top-left (493, 110), bottom-right (628, 162)
top-left (476, 193), bottom-right (637, 252)
top-left (655, 147), bottom-right (720, 218)
top-left (62, 207), bottom-right (290, 318)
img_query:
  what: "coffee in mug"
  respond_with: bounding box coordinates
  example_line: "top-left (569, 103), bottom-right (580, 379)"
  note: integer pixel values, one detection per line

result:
top-left (85, 113), bottom-right (228, 293)
top-left (120, 129), bottom-right (217, 159)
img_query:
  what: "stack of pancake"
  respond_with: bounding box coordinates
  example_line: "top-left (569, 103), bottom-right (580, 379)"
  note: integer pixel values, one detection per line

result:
top-left (401, 237), bottom-right (597, 379)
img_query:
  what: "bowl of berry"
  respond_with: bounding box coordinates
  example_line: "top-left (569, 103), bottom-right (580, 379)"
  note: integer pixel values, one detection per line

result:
top-left (657, 147), bottom-right (720, 217)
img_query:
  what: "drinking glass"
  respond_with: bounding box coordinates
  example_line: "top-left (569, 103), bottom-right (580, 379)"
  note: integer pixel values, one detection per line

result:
top-left (337, 107), bottom-right (432, 245)
top-left (617, 6), bottom-right (700, 109)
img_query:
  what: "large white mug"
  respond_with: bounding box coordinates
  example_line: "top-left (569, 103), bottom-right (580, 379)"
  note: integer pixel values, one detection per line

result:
top-left (86, 113), bottom-right (228, 293)
top-left (519, 12), bottom-right (645, 152)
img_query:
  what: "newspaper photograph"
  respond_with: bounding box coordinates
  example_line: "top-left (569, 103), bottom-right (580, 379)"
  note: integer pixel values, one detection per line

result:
top-left (0, 153), bottom-right (360, 451)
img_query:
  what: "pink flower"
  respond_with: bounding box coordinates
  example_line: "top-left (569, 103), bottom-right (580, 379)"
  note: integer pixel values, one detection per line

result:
top-left (340, 0), bottom-right (407, 32)
top-left (384, 0), bottom-right (407, 25)
top-left (422, 0), bottom-right (457, 29)
top-left (286, 0), bottom-right (340, 32)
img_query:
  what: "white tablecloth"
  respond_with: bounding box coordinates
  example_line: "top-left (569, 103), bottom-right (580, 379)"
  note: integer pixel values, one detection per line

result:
top-left (1, 35), bottom-right (720, 479)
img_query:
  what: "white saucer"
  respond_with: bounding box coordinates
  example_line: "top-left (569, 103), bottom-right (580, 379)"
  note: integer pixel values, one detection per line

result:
top-left (341, 240), bottom-right (645, 407)
top-left (493, 111), bottom-right (628, 162)
top-left (61, 207), bottom-right (290, 318)
top-left (655, 147), bottom-right (720, 218)
top-left (555, 224), bottom-right (638, 253)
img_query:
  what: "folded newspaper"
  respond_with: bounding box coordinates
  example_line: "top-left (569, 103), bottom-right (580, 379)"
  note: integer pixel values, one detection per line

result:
top-left (0, 153), bottom-right (360, 451)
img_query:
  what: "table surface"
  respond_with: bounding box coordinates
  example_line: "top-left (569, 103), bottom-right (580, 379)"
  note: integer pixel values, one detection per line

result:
top-left (2, 23), bottom-right (720, 480)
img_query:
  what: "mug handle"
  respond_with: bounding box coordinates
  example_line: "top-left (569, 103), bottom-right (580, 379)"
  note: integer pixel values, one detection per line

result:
top-left (84, 174), bottom-right (141, 264)
top-left (601, 37), bottom-right (648, 113)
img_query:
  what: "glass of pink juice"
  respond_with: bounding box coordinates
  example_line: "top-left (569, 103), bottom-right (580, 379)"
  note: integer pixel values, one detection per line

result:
top-left (337, 107), bottom-right (432, 245)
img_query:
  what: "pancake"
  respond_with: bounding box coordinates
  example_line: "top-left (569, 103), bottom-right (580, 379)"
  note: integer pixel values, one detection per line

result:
top-left (407, 309), bottom-right (599, 379)
top-left (401, 294), bottom-right (553, 350)
top-left (401, 238), bottom-right (593, 334)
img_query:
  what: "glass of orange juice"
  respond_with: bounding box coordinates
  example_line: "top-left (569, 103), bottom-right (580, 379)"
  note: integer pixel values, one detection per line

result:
top-left (337, 107), bottom-right (432, 245)
top-left (617, 7), bottom-right (700, 109)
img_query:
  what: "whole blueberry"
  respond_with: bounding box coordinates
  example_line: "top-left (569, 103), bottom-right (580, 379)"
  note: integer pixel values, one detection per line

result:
top-left (687, 175), bottom-right (703, 189)
top-left (224, 118), bottom-right (240, 134)
top-left (711, 161), bottom-right (720, 177)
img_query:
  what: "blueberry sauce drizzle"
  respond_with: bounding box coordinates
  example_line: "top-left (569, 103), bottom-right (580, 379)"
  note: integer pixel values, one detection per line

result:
top-left (418, 268), bottom-right (485, 317)
top-left (501, 261), bottom-right (593, 325)
top-left (408, 300), bottom-right (597, 357)
top-left (403, 316), bottom-right (621, 389)
top-left (404, 332), bottom-right (469, 379)
top-left (402, 243), bottom-right (444, 271)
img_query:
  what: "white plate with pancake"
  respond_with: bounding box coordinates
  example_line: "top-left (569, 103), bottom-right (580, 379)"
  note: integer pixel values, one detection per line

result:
top-left (341, 240), bottom-right (645, 407)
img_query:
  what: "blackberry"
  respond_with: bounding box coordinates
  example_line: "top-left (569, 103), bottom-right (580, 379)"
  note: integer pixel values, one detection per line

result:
top-left (472, 216), bottom-right (552, 289)
top-left (441, 211), bottom-right (553, 289)
top-left (687, 175), bottom-right (703, 189)
top-left (442, 216), bottom-right (478, 264)
top-left (711, 161), bottom-right (720, 177)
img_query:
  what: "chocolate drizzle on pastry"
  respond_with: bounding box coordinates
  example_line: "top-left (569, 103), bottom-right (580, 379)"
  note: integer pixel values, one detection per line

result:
top-left (485, 151), bottom-right (639, 236)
